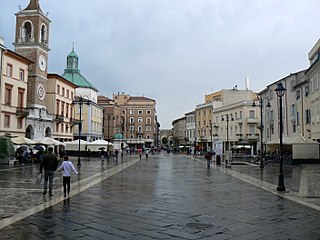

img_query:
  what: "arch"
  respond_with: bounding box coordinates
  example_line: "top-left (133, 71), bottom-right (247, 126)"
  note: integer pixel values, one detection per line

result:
top-left (25, 125), bottom-right (34, 139)
top-left (20, 20), bottom-right (34, 42)
top-left (45, 127), bottom-right (52, 137)
top-left (40, 24), bottom-right (48, 45)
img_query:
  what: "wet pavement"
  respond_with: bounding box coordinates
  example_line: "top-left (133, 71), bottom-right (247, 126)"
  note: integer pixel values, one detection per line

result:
top-left (0, 153), bottom-right (319, 239)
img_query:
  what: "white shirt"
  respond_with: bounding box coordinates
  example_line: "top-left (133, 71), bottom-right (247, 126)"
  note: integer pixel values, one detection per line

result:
top-left (58, 161), bottom-right (78, 177)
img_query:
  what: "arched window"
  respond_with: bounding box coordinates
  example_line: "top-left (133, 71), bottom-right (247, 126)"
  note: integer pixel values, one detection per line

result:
top-left (21, 21), bottom-right (34, 42)
top-left (130, 117), bottom-right (134, 124)
top-left (146, 117), bottom-right (152, 125)
top-left (40, 24), bottom-right (48, 45)
top-left (45, 127), bottom-right (52, 137)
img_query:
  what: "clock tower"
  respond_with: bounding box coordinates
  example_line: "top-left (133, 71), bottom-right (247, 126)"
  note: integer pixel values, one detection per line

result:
top-left (14, 0), bottom-right (53, 139)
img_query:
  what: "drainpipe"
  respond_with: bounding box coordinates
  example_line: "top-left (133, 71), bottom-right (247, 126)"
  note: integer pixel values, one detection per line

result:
top-left (300, 85), bottom-right (304, 137)
top-left (0, 36), bottom-right (5, 131)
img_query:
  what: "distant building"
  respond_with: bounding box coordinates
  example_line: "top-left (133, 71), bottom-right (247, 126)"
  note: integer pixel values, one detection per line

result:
top-left (205, 89), bottom-right (256, 154)
top-left (185, 111), bottom-right (196, 148)
top-left (47, 74), bottom-right (77, 142)
top-left (0, 43), bottom-right (32, 137)
top-left (306, 39), bottom-right (320, 142)
top-left (97, 95), bottom-right (124, 149)
top-left (172, 116), bottom-right (187, 148)
top-left (113, 93), bottom-right (158, 149)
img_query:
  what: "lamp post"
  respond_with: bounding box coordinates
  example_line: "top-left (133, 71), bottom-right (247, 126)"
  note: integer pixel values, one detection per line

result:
top-left (107, 115), bottom-right (115, 158)
top-left (275, 82), bottom-right (286, 192)
top-left (222, 115), bottom-right (230, 152)
top-left (207, 123), bottom-right (213, 151)
top-left (253, 97), bottom-right (271, 169)
top-left (73, 96), bottom-right (90, 167)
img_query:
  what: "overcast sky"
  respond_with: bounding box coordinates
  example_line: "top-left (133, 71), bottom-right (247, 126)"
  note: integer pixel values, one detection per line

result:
top-left (1, 0), bottom-right (319, 128)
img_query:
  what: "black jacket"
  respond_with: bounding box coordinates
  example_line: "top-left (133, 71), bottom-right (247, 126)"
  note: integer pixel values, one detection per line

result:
top-left (40, 152), bottom-right (59, 172)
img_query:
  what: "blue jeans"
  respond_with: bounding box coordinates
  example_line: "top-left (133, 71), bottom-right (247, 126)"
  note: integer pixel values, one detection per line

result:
top-left (43, 170), bottom-right (55, 194)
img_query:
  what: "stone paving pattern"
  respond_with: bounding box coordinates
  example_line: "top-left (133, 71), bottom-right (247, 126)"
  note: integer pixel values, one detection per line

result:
top-left (0, 153), bottom-right (319, 239)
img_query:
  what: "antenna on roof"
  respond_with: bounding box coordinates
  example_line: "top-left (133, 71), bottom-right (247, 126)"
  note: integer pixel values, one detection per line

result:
top-left (72, 42), bottom-right (75, 51)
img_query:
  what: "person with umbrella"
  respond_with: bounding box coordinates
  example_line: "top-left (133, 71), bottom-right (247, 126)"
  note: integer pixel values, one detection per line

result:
top-left (204, 151), bottom-right (215, 169)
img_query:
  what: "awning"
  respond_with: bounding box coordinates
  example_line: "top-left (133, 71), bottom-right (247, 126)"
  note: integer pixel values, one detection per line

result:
top-left (236, 145), bottom-right (251, 149)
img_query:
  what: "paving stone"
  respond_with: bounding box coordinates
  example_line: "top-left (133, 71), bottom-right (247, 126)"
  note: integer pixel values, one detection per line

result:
top-left (0, 154), bottom-right (320, 239)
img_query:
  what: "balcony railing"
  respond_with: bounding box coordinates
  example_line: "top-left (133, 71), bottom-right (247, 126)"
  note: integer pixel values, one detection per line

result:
top-left (235, 118), bottom-right (243, 125)
top-left (16, 107), bottom-right (29, 118)
top-left (55, 114), bottom-right (64, 122)
top-left (70, 117), bottom-right (81, 126)
top-left (246, 133), bottom-right (259, 140)
top-left (246, 117), bottom-right (258, 124)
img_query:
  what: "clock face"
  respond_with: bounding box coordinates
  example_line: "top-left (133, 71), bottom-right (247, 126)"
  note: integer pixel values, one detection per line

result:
top-left (37, 84), bottom-right (45, 100)
top-left (38, 55), bottom-right (47, 72)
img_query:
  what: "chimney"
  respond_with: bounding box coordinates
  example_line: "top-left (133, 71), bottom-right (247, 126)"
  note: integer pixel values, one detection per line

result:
top-left (245, 77), bottom-right (250, 90)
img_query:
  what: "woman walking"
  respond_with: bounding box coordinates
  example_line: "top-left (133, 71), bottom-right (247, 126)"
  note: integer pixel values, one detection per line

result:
top-left (58, 155), bottom-right (78, 197)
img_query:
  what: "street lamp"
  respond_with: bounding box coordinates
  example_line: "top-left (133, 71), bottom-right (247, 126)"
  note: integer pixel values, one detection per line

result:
top-left (222, 114), bottom-right (230, 152)
top-left (72, 96), bottom-right (90, 166)
top-left (252, 96), bottom-right (271, 169)
top-left (107, 115), bottom-right (115, 157)
top-left (275, 82), bottom-right (286, 192)
top-left (207, 123), bottom-right (213, 151)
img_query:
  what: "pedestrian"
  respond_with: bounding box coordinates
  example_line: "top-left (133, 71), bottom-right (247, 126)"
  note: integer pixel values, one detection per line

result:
top-left (205, 152), bottom-right (212, 169)
top-left (22, 149), bottom-right (29, 163)
top-left (115, 149), bottom-right (119, 160)
top-left (40, 147), bottom-right (59, 198)
top-left (138, 148), bottom-right (142, 160)
top-left (145, 149), bottom-right (149, 159)
top-left (100, 149), bottom-right (105, 163)
top-left (58, 155), bottom-right (78, 197)
top-left (59, 147), bottom-right (65, 161)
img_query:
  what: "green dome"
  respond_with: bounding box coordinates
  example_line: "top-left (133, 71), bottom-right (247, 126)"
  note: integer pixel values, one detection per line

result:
top-left (62, 48), bottom-right (98, 91)
top-left (113, 133), bottom-right (124, 140)
top-left (63, 70), bottom-right (98, 91)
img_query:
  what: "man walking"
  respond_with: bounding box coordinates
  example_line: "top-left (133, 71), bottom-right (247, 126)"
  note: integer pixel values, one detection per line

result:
top-left (40, 147), bottom-right (59, 198)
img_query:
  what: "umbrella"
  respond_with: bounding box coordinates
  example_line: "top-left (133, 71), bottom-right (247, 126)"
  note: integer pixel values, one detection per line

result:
top-left (17, 145), bottom-right (28, 155)
top-left (98, 147), bottom-right (106, 150)
top-left (206, 151), bottom-right (216, 156)
top-left (11, 136), bottom-right (33, 145)
top-left (32, 145), bottom-right (45, 151)
top-left (33, 137), bottom-right (66, 146)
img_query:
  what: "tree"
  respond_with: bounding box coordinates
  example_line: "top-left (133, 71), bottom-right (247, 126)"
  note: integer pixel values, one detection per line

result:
top-left (162, 137), bottom-right (168, 145)
top-left (0, 136), bottom-right (15, 162)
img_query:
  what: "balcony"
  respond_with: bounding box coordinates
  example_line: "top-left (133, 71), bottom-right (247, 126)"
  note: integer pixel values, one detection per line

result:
top-left (212, 123), bottom-right (219, 128)
top-left (70, 117), bottom-right (81, 126)
top-left (246, 133), bottom-right (259, 140)
top-left (16, 107), bottom-right (29, 118)
top-left (235, 118), bottom-right (243, 125)
top-left (246, 117), bottom-right (258, 124)
top-left (55, 114), bottom-right (64, 123)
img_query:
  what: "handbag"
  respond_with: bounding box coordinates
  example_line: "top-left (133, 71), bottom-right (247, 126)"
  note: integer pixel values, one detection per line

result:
top-left (36, 173), bottom-right (43, 184)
